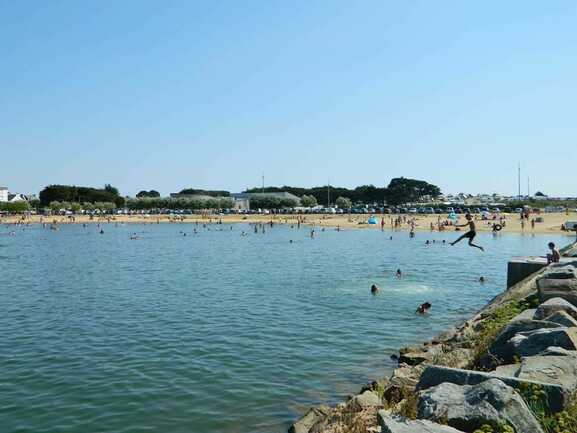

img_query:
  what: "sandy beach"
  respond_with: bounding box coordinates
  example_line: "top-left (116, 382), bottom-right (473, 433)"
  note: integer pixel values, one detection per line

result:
top-left (3, 211), bottom-right (577, 235)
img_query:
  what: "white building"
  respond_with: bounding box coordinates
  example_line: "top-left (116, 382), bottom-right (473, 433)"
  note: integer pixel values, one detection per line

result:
top-left (8, 193), bottom-right (27, 202)
top-left (0, 187), bottom-right (8, 202)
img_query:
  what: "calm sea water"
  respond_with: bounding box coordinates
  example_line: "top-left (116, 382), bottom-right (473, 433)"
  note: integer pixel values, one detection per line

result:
top-left (0, 223), bottom-right (570, 433)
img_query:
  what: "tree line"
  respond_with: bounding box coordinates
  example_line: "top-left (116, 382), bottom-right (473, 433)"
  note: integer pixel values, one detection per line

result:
top-left (245, 177), bottom-right (441, 206)
top-left (39, 184), bottom-right (125, 207)
top-left (125, 197), bottom-right (233, 210)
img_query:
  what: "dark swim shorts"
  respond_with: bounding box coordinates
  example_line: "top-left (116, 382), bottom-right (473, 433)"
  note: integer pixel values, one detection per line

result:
top-left (465, 230), bottom-right (477, 239)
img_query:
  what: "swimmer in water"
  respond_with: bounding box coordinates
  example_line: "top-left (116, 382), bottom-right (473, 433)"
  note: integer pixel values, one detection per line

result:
top-left (396, 269), bottom-right (402, 278)
top-left (479, 276), bottom-right (485, 283)
top-left (371, 284), bottom-right (379, 295)
top-left (416, 302), bottom-right (432, 314)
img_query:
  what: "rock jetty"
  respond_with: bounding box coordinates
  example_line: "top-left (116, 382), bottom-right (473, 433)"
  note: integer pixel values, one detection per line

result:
top-left (289, 242), bottom-right (577, 433)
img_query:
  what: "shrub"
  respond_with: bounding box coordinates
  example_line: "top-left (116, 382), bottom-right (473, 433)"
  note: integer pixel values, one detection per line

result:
top-left (469, 300), bottom-right (529, 369)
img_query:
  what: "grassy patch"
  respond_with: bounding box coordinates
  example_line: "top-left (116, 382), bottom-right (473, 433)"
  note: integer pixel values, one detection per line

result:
top-left (517, 383), bottom-right (577, 433)
top-left (396, 390), bottom-right (418, 420)
top-left (469, 299), bottom-right (530, 369)
top-left (473, 424), bottom-right (515, 433)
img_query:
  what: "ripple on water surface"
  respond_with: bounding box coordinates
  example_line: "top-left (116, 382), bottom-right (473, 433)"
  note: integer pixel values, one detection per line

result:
top-left (0, 224), bottom-right (570, 433)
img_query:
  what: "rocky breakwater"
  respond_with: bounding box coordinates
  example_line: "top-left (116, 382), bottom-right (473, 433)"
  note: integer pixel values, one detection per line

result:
top-left (289, 243), bottom-right (577, 433)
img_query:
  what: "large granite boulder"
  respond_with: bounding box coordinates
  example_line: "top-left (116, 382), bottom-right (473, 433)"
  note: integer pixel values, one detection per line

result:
top-left (495, 354), bottom-right (577, 391)
top-left (537, 272), bottom-right (577, 306)
top-left (543, 265), bottom-right (576, 280)
top-left (417, 365), bottom-right (571, 412)
top-left (510, 327), bottom-right (577, 357)
top-left (347, 390), bottom-right (382, 412)
top-left (534, 297), bottom-right (577, 320)
top-left (378, 412), bottom-right (464, 433)
top-left (288, 406), bottom-right (330, 433)
top-left (510, 308), bottom-right (537, 322)
top-left (546, 310), bottom-right (577, 327)
top-left (417, 379), bottom-right (544, 433)
top-left (486, 319), bottom-right (561, 364)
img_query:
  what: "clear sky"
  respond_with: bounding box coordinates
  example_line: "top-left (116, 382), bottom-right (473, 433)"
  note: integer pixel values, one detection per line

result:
top-left (1, 1), bottom-right (576, 197)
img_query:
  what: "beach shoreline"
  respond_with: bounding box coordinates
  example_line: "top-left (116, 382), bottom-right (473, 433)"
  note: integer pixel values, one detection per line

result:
top-left (2, 212), bottom-right (576, 235)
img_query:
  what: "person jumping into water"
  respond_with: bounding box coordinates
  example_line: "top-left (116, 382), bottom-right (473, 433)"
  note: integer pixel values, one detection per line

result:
top-left (450, 214), bottom-right (484, 251)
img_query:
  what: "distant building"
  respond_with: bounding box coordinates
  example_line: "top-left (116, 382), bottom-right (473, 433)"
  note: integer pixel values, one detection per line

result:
top-left (0, 187), bottom-right (7, 202)
top-left (231, 192), bottom-right (301, 201)
top-left (8, 193), bottom-right (28, 202)
top-left (169, 193), bottom-right (223, 200)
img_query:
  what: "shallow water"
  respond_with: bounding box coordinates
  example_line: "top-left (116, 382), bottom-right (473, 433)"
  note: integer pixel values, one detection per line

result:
top-left (0, 223), bottom-right (569, 433)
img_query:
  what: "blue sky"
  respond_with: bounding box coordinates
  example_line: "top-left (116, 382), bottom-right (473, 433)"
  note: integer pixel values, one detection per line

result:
top-left (1, 1), bottom-right (576, 197)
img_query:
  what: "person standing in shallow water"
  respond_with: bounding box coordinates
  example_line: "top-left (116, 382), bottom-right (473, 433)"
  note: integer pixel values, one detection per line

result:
top-left (450, 214), bottom-right (484, 251)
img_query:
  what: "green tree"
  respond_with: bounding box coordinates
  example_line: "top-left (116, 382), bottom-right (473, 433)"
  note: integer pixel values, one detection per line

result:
top-left (39, 184), bottom-right (122, 206)
top-left (0, 201), bottom-right (30, 213)
top-left (104, 184), bottom-right (119, 195)
top-left (249, 197), bottom-right (298, 210)
top-left (335, 196), bottom-right (352, 209)
top-left (29, 198), bottom-right (41, 210)
top-left (179, 188), bottom-right (230, 197)
top-left (49, 201), bottom-right (62, 212)
top-left (385, 177), bottom-right (441, 205)
top-left (136, 190), bottom-right (161, 198)
top-left (301, 194), bottom-right (318, 207)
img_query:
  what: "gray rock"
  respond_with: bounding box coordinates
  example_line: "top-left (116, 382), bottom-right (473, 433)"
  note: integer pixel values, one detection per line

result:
top-left (546, 310), bottom-right (577, 327)
top-left (417, 379), bottom-right (544, 433)
top-left (534, 297), bottom-right (577, 320)
top-left (539, 346), bottom-right (577, 356)
top-left (537, 276), bottom-right (577, 306)
top-left (384, 364), bottom-right (425, 403)
top-left (510, 327), bottom-right (577, 357)
top-left (542, 265), bottom-right (576, 279)
top-left (399, 346), bottom-right (441, 366)
top-left (510, 308), bottom-right (537, 322)
top-left (493, 363), bottom-right (521, 377)
top-left (378, 412), bottom-right (464, 433)
top-left (347, 390), bottom-right (381, 411)
top-left (288, 406), bottom-right (330, 433)
top-left (433, 327), bottom-right (458, 343)
top-left (434, 348), bottom-right (473, 369)
top-left (417, 365), bottom-right (571, 412)
top-left (487, 319), bottom-right (561, 364)
top-left (510, 354), bottom-right (577, 391)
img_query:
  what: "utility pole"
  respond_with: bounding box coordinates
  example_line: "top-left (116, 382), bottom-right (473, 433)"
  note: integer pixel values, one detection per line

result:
top-left (518, 163), bottom-right (521, 199)
top-left (327, 180), bottom-right (330, 207)
top-left (262, 172), bottom-right (265, 194)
